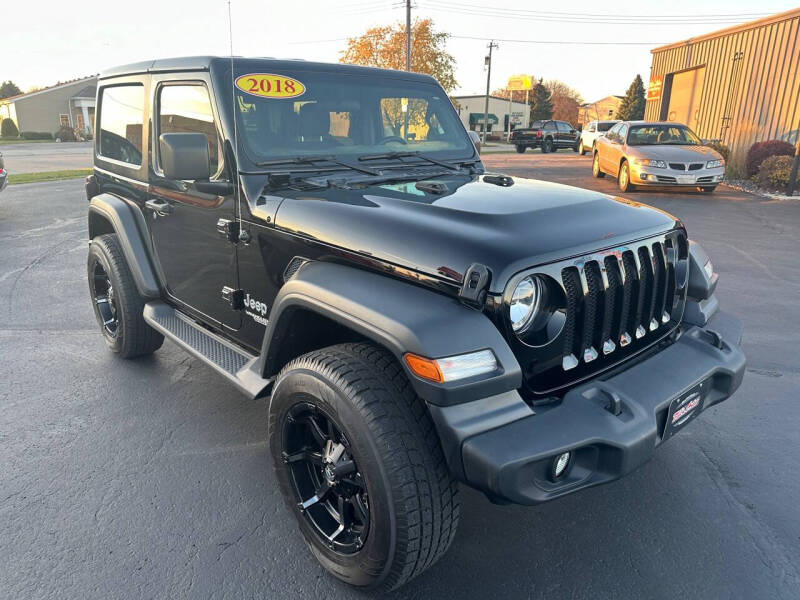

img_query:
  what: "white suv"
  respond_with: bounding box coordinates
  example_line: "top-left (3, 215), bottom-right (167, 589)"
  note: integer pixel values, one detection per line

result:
top-left (579, 120), bottom-right (620, 155)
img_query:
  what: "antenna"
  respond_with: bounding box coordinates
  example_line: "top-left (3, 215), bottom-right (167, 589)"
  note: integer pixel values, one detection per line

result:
top-left (227, 0), bottom-right (247, 242)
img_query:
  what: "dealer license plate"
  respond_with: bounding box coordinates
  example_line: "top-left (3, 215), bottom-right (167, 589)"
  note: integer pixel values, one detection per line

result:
top-left (677, 175), bottom-right (695, 184)
top-left (662, 382), bottom-right (707, 440)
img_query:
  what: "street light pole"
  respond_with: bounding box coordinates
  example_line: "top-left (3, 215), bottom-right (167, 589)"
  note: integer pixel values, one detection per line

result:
top-left (482, 41), bottom-right (498, 144)
top-left (405, 0), bottom-right (411, 71)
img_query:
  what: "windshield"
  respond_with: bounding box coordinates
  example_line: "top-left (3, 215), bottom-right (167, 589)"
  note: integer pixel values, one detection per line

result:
top-left (234, 72), bottom-right (472, 162)
top-left (597, 122), bottom-right (615, 132)
top-left (627, 124), bottom-right (701, 146)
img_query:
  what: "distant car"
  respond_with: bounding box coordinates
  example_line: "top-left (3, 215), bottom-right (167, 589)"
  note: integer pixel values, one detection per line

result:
top-left (509, 119), bottom-right (579, 153)
top-left (578, 120), bottom-right (619, 155)
top-left (593, 121), bottom-right (725, 193)
top-left (0, 152), bottom-right (7, 192)
top-left (467, 129), bottom-right (481, 154)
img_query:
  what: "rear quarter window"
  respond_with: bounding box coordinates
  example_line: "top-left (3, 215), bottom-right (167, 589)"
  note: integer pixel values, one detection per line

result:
top-left (98, 85), bottom-right (144, 166)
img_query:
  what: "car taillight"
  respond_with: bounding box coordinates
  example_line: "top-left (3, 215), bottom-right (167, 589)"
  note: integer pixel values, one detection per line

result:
top-left (536, 131), bottom-right (542, 137)
top-left (0, 168), bottom-right (5, 175)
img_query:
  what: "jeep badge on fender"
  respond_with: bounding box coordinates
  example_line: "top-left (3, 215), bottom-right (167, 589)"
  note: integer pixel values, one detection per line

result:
top-left (86, 56), bottom-right (745, 592)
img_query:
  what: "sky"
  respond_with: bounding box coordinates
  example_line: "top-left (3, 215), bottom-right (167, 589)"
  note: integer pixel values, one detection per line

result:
top-left (2, 0), bottom-right (797, 103)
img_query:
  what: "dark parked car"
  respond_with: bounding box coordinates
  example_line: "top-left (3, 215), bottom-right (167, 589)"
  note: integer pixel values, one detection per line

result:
top-left (84, 57), bottom-right (745, 592)
top-left (0, 152), bottom-right (7, 192)
top-left (509, 119), bottom-right (580, 153)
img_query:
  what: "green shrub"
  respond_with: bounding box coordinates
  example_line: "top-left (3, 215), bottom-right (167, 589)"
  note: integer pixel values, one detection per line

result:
top-left (746, 140), bottom-right (794, 177)
top-left (1, 118), bottom-right (19, 138)
top-left (705, 141), bottom-right (729, 162)
top-left (755, 155), bottom-right (800, 191)
top-left (20, 131), bottom-right (53, 140)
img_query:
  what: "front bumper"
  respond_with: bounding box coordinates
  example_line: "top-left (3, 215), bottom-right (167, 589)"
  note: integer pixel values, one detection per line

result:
top-left (429, 310), bottom-right (745, 505)
top-left (633, 166), bottom-right (725, 186)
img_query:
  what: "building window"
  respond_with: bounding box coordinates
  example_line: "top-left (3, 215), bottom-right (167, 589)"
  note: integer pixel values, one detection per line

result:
top-left (98, 84), bottom-right (144, 166)
top-left (59, 114), bottom-right (70, 127)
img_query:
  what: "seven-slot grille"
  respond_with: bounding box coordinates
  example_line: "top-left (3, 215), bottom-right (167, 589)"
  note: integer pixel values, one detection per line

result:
top-left (559, 238), bottom-right (678, 371)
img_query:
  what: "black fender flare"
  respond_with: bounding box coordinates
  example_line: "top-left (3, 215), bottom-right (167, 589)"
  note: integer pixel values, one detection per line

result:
top-left (88, 194), bottom-right (161, 299)
top-left (260, 261), bottom-right (522, 406)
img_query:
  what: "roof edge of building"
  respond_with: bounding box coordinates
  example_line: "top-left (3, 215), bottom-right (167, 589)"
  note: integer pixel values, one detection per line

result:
top-left (0, 75), bottom-right (97, 103)
top-left (651, 7), bottom-right (800, 53)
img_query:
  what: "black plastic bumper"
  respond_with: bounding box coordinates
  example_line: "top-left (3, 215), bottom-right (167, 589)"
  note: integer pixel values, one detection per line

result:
top-left (429, 310), bottom-right (745, 505)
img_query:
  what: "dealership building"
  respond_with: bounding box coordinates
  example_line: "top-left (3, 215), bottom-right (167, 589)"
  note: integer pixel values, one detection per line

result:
top-left (646, 7), bottom-right (800, 167)
top-left (452, 95), bottom-right (529, 139)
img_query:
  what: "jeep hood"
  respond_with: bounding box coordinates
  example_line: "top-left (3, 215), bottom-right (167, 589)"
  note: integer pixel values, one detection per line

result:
top-left (267, 174), bottom-right (682, 292)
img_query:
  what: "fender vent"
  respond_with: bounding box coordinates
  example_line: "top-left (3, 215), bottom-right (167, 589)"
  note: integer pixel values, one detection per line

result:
top-left (283, 257), bottom-right (309, 282)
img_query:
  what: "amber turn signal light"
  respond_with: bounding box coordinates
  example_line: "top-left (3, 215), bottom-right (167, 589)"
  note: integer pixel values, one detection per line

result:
top-left (403, 353), bottom-right (444, 383)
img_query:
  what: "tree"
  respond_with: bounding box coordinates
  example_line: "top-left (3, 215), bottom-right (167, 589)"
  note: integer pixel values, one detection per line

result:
top-left (617, 75), bottom-right (646, 121)
top-left (1, 118), bottom-right (19, 138)
top-left (0, 80), bottom-right (22, 99)
top-left (340, 19), bottom-right (457, 93)
top-left (530, 79), bottom-right (553, 121)
top-left (544, 80), bottom-right (583, 125)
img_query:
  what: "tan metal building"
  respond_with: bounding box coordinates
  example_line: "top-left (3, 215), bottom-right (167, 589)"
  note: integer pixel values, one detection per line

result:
top-left (646, 8), bottom-right (800, 171)
top-left (0, 76), bottom-right (97, 137)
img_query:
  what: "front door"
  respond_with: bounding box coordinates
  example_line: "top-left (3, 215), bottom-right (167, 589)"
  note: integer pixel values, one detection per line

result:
top-left (146, 79), bottom-right (241, 330)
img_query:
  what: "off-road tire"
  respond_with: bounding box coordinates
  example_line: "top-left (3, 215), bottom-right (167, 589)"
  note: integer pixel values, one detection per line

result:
top-left (592, 152), bottom-right (605, 178)
top-left (268, 343), bottom-right (460, 592)
top-left (515, 145), bottom-right (526, 153)
top-left (618, 160), bottom-right (635, 192)
top-left (87, 233), bottom-right (164, 358)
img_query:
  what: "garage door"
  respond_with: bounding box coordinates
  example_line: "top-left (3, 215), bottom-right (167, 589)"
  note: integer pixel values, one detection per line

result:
top-left (667, 67), bottom-right (706, 130)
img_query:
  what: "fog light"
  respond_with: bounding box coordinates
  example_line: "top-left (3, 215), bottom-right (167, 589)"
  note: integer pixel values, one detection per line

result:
top-left (552, 451), bottom-right (571, 480)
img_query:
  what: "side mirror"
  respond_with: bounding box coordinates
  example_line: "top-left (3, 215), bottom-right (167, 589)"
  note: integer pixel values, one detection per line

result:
top-left (159, 133), bottom-right (210, 181)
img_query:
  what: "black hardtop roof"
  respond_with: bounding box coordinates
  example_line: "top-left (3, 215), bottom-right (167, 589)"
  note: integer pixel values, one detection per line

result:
top-left (99, 56), bottom-right (438, 83)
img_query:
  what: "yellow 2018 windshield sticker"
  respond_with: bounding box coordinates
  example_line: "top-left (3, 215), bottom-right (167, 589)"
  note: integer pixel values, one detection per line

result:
top-left (235, 73), bottom-right (306, 99)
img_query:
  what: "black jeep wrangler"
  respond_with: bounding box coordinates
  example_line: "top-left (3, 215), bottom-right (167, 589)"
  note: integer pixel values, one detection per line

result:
top-left (85, 57), bottom-right (745, 591)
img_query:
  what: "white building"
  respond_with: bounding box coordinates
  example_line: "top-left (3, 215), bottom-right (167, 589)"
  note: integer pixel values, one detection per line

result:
top-left (452, 95), bottom-right (529, 139)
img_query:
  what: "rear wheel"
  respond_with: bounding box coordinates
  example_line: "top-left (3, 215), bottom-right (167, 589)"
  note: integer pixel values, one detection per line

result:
top-left (698, 186), bottom-right (717, 193)
top-left (269, 343), bottom-right (459, 592)
top-left (592, 152), bottom-right (605, 178)
top-left (87, 233), bottom-right (163, 358)
top-left (618, 160), bottom-right (635, 192)
top-left (515, 145), bottom-right (526, 154)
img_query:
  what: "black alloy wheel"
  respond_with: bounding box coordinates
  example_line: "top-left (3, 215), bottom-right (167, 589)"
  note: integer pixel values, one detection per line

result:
top-left (282, 402), bottom-right (370, 554)
top-left (90, 260), bottom-right (119, 338)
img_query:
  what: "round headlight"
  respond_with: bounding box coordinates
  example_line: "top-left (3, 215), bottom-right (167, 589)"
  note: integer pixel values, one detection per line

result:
top-left (510, 276), bottom-right (541, 333)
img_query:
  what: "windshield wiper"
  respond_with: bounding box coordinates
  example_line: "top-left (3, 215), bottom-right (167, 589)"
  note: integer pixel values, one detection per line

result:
top-left (357, 150), bottom-right (465, 171)
top-left (255, 155), bottom-right (380, 176)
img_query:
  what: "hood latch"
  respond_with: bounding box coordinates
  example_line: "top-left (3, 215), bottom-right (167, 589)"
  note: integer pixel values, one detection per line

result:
top-left (459, 263), bottom-right (491, 309)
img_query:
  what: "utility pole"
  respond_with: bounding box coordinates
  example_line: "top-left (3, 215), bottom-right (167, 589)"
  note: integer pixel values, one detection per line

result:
top-left (482, 41), bottom-right (498, 144)
top-left (405, 0), bottom-right (411, 71)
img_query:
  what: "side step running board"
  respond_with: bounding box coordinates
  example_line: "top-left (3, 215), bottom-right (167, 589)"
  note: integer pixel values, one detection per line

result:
top-left (143, 301), bottom-right (272, 399)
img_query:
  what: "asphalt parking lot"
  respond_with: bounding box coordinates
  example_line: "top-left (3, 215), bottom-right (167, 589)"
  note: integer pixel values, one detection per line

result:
top-left (2, 155), bottom-right (799, 599)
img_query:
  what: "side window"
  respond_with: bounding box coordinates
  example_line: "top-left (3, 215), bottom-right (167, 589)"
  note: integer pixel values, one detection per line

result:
top-left (557, 121), bottom-right (571, 132)
top-left (158, 84), bottom-right (220, 175)
top-left (606, 123), bottom-right (621, 142)
top-left (98, 85), bottom-right (144, 166)
top-left (588, 122), bottom-right (596, 133)
top-left (618, 124), bottom-right (628, 143)
top-left (544, 121), bottom-right (556, 132)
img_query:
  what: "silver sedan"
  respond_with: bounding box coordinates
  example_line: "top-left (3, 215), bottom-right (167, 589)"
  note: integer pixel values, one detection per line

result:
top-left (593, 121), bottom-right (725, 193)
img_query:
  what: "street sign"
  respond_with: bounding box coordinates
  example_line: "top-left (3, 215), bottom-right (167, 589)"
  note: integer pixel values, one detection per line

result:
top-left (507, 74), bottom-right (533, 91)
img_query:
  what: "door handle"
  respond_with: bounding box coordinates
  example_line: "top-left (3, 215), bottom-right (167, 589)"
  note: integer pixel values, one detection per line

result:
top-left (145, 198), bottom-right (172, 216)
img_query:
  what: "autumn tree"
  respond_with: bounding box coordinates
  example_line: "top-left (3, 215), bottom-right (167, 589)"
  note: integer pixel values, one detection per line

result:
top-left (340, 19), bottom-right (457, 92)
top-left (544, 80), bottom-right (583, 125)
top-left (0, 80), bottom-right (22, 99)
top-left (617, 75), bottom-right (646, 120)
top-left (530, 79), bottom-right (553, 121)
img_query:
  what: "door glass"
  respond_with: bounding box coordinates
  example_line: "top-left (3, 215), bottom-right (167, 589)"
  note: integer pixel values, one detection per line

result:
top-left (618, 124), bottom-right (628, 144)
top-left (98, 85), bottom-right (144, 165)
top-left (158, 85), bottom-right (220, 175)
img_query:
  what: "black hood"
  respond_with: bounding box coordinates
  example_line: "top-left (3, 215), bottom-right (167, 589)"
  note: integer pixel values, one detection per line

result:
top-left (264, 174), bottom-right (682, 293)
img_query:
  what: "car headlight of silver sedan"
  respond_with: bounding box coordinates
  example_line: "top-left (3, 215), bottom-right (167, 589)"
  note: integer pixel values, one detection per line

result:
top-left (632, 158), bottom-right (666, 168)
top-left (706, 159), bottom-right (724, 169)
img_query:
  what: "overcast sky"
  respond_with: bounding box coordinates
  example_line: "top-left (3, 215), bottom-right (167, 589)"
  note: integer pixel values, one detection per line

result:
top-left (3, 0), bottom-right (797, 102)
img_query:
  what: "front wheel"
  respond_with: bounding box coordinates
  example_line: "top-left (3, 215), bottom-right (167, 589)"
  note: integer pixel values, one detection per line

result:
top-left (541, 138), bottom-right (554, 153)
top-left (578, 141), bottom-right (586, 155)
top-left (269, 343), bottom-right (460, 592)
top-left (592, 152), bottom-right (605, 178)
top-left (618, 160), bottom-right (635, 192)
top-left (515, 144), bottom-right (526, 154)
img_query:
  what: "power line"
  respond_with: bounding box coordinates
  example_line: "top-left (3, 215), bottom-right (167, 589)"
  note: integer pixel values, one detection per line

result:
top-left (287, 34), bottom-right (668, 46)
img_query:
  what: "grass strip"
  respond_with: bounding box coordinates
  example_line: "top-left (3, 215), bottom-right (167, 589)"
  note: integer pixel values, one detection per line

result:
top-left (8, 169), bottom-right (92, 185)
